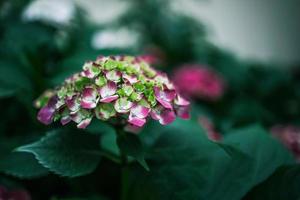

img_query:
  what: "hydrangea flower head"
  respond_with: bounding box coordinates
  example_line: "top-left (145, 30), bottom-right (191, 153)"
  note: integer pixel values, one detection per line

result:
top-left (36, 56), bottom-right (190, 130)
top-left (173, 65), bottom-right (225, 101)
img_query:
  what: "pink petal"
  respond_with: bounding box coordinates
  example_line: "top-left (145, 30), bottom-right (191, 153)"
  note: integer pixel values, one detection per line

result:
top-left (81, 69), bottom-right (93, 79)
top-left (150, 111), bottom-right (160, 121)
top-left (37, 96), bottom-right (57, 125)
top-left (122, 73), bottom-right (138, 84)
top-left (155, 73), bottom-right (175, 90)
top-left (81, 100), bottom-right (97, 109)
top-left (130, 104), bottom-right (150, 118)
top-left (81, 62), bottom-right (100, 79)
top-left (82, 87), bottom-right (98, 100)
top-left (150, 105), bottom-right (163, 120)
top-left (124, 124), bottom-right (142, 134)
top-left (128, 114), bottom-right (146, 127)
top-left (154, 87), bottom-right (176, 102)
top-left (77, 118), bottom-right (92, 129)
top-left (70, 110), bottom-right (90, 124)
top-left (37, 106), bottom-right (55, 125)
top-left (175, 106), bottom-right (190, 119)
top-left (159, 109), bottom-right (176, 125)
top-left (98, 81), bottom-right (117, 98)
top-left (150, 105), bottom-right (176, 125)
top-left (66, 95), bottom-right (80, 112)
top-left (70, 112), bottom-right (81, 123)
top-left (81, 87), bottom-right (98, 109)
top-left (154, 87), bottom-right (176, 109)
top-left (100, 95), bottom-right (119, 103)
top-left (174, 95), bottom-right (190, 106)
top-left (157, 100), bottom-right (173, 109)
top-left (60, 115), bottom-right (71, 125)
top-left (114, 98), bottom-right (133, 113)
top-left (105, 70), bottom-right (122, 82)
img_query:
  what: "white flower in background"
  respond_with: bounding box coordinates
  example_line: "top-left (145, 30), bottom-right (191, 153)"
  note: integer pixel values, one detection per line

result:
top-left (91, 28), bottom-right (140, 49)
top-left (22, 0), bottom-right (75, 26)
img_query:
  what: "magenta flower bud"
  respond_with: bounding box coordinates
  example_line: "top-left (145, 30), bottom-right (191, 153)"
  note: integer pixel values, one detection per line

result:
top-left (36, 56), bottom-right (190, 131)
top-left (37, 96), bottom-right (58, 125)
top-left (173, 65), bottom-right (225, 101)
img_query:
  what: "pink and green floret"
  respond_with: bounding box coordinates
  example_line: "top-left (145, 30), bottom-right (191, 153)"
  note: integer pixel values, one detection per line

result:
top-left (36, 56), bottom-right (190, 130)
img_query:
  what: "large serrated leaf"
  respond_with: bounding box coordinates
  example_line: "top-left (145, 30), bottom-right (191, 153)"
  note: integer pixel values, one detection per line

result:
top-left (0, 152), bottom-right (49, 179)
top-left (124, 120), bottom-right (294, 200)
top-left (16, 130), bottom-right (101, 177)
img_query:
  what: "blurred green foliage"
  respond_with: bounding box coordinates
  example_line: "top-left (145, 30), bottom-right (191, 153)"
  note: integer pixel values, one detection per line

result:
top-left (0, 0), bottom-right (299, 199)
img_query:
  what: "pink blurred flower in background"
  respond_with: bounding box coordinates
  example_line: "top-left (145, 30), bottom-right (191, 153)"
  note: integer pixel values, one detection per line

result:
top-left (137, 54), bottom-right (159, 65)
top-left (271, 125), bottom-right (300, 162)
top-left (198, 116), bottom-right (222, 141)
top-left (0, 186), bottom-right (31, 200)
top-left (173, 65), bottom-right (225, 101)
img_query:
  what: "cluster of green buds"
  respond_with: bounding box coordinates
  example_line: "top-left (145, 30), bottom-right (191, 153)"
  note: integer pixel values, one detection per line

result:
top-left (36, 56), bottom-right (190, 130)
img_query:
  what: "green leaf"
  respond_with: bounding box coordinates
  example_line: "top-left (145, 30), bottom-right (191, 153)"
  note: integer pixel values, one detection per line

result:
top-left (117, 132), bottom-right (149, 171)
top-left (223, 124), bottom-right (294, 185)
top-left (100, 131), bottom-right (119, 156)
top-left (0, 87), bottom-right (15, 98)
top-left (124, 119), bottom-right (253, 200)
top-left (16, 130), bottom-right (101, 177)
top-left (85, 120), bottom-right (115, 135)
top-left (124, 121), bottom-right (295, 200)
top-left (0, 152), bottom-right (49, 179)
top-left (244, 164), bottom-right (300, 200)
top-left (0, 61), bottom-right (31, 92)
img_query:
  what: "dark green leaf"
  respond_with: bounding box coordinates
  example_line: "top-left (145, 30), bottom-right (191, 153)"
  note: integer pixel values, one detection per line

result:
top-left (117, 132), bottom-right (149, 171)
top-left (16, 130), bottom-right (101, 177)
top-left (100, 131), bottom-right (119, 156)
top-left (0, 87), bottom-right (15, 98)
top-left (0, 152), bottom-right (49, 179)
top-left (244, 164), bottom-right (300, 200)
top-left (223, 124), bottom-right (294, 185)
top-left (125, 121), bottom-right (295, 200)
top-left (85, 120), bottom-right (115, 136)
top-left (125, 119), bottom-right (253, 200)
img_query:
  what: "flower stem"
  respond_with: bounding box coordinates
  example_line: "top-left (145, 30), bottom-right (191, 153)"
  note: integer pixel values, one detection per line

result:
top-left (115, 126), bottom-right (129, 200)
top-left (115, 127), bottom-right (128, 166)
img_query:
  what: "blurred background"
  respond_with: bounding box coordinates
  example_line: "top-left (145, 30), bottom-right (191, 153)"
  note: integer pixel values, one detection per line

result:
top-left (0, 0), bottom-right (300, 199)
top-left (76, 0), bottom-right (300, 65)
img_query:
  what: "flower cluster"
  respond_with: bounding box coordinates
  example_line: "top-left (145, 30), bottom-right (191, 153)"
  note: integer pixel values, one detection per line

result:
top-left (271, 125), bottom-right (300, 162)
top-left (173, 65), bottom-right (225, 101)
top-left (36, 56), bottom-right (190, 129)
